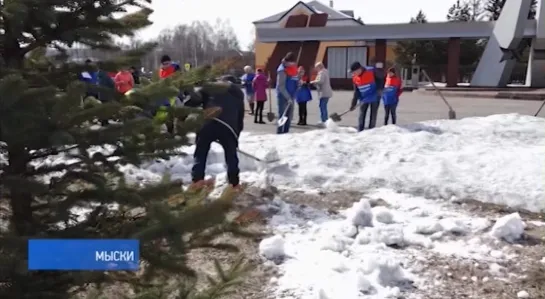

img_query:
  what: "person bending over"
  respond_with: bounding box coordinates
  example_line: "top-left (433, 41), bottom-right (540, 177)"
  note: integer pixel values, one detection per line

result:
top-left (349, 61), bottom-right (381, 131)
top-left (186, 79), bottom-right (245, 191)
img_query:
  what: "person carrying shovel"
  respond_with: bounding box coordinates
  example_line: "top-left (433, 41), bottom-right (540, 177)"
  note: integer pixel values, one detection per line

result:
top-left (275, 52), bottom-right (299, 134)
top-left (349, 61), bottom-right (380, 132)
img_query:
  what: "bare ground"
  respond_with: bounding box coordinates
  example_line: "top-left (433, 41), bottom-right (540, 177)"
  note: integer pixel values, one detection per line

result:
top-left (201, 187), bottom-right (545, 299)
top-left (184, 187), bottom-right (368, 299)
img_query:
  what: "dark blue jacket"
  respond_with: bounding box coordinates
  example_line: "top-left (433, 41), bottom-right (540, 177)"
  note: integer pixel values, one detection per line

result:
top-left (186, 83), bottom-right (245, 136)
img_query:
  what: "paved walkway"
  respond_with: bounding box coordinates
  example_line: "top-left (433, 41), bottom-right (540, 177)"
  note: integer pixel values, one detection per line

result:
top-left (242, 90), bottom-right (544, 134)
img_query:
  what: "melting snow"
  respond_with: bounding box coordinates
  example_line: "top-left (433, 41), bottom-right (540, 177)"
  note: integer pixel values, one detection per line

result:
top-left (2, 113), bottom-right (544, 298)
top-left (138, 113), bottom-right (545, 212)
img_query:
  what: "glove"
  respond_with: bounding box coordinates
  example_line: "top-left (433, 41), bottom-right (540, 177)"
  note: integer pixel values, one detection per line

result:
top-left (287, 98), bottom-right (294, 106)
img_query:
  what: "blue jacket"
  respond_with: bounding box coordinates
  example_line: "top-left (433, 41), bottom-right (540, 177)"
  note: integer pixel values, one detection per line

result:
top-left (241, 73), bottom-right (255, 94)
top-left (80, 71), bottom-right (99, 99)
top-left (296, 83), bottom-right (312, 103)
top-left (276, 64), bottom-right (298, 98)
top-left (79, 71), bottom-right (98, 84)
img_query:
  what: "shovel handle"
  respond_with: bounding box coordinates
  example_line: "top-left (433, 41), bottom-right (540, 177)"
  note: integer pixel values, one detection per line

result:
top-left (268, 72), bottom-right (273, 111)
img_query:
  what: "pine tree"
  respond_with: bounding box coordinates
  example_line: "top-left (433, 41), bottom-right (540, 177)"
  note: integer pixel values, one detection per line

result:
top-left (447, 0), bottom-right (485, 69)
top-left (0, 1), bottom-right (252, 298)
top-left (484, 0), bottom-right (538, 20)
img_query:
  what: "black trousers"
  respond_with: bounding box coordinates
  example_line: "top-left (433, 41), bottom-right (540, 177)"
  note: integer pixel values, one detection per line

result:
top-left (254, 101), bottom-right (264, 122)
top-left (384, 103), bottom-right (398, 125)
top-left (165, 120), bottom-right (174, 134)
top-left (298, 102), bottom-right (307, 124)
top-left (358, 101), bottom-right (379, 131)
top-left (191, 122), bottom-right (240, 186)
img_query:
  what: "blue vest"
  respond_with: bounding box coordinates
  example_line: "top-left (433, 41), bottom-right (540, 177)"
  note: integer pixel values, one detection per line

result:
top-left (382, 86), bottom-right (399, 105)
top-left (276, 64), bottom-right (298, 98)
top-left (354, 69), bottom-right (378, 103)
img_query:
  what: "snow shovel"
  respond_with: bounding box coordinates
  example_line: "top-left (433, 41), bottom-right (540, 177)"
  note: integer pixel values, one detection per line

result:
top-left (422, 70), bottom-right (456, 120)
top-left (266, 73), bottom-right (275, 122)
top-left (534, 99), bottom-right (545, 116)
top-left (212, 117), bottom-right (281, 164)
top-left (328, 109), bottom-right (351, 122)
top-left (277, 101), bottom-right (292, 127)
top-left (329, 103), bottom-right (360, 122)
top-left (237, 149), bottom-right (280, 164)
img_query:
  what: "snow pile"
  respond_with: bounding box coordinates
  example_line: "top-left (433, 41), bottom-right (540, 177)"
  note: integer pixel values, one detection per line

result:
top-left (324, 119), bottom-right (357, 133)
top-left (264, 196), bottom-right (415, 299)
top-left (260, 189), bottom-right (535, 299)
top-left (2, 114), bottom-right (543, 212)
top-left (259, 235), bottom-right (285, 261)
top-left (140, 114), bottom-right (545, 212)
top-left (489, 213), bottom-right (526, 242)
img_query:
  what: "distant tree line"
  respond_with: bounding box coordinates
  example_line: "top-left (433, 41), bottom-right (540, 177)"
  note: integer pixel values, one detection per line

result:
top-left (79, 18), bottom-right (254, 73)
top-left (393, 0), bottom-right (537, 82)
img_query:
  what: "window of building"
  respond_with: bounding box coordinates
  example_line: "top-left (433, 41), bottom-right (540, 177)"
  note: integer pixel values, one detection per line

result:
top-left (327, 46), bottom-right (368, 78)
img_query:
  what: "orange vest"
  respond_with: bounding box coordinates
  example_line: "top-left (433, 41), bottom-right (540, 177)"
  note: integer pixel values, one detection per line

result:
top-left (352, 70), bottom-right (377, 103)
top-left (159, 64), bottom-right (179, 79)
top-left (285, 65), bottom-right (298, 77)
top-left (352, 71), bottom-right (375, 86)
top-left (385, 76), bottom-right (401, 88)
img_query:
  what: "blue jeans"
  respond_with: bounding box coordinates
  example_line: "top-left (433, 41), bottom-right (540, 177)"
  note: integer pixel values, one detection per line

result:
top-left (277, 94), bottom-right (294, 134)
top-left (319, 97), bottom-right (329, 122)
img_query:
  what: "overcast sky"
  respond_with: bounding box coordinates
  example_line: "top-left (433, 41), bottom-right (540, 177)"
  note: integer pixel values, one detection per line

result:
top-left (136, 0), bottom-right (459, 49)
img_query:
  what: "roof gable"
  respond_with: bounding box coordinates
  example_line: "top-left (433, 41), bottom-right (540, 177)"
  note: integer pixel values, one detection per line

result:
top-left (306, 0), bottom-right (353, 19)
top-left (253, 1), bottom-right (315, 24)
top-left (253, 0), bottom-right (361, 24)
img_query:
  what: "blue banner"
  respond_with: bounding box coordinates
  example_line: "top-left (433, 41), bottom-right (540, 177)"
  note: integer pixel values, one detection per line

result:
top-left (28, 239), bottom-right (139, 271)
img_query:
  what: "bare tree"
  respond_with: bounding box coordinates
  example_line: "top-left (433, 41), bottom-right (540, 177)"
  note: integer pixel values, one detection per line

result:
top-left (247, 28), bottom-right (256, 52)
top-left (144, 19), bottom-right (241, 71)
top-left (61, 19), bottom-right (244, 72)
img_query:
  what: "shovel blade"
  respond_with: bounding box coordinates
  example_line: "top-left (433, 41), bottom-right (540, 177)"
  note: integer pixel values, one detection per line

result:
top-left (329, 113), bottom-right (342, 122)
top-left (266, 112), bottom-right (276, 122)
top-left (277, 116), bottom-right (288, 127)
top-left (448, 110), bottom-right (456, 120)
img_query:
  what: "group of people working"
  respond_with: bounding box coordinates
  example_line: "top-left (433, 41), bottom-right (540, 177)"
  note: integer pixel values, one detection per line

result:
top-left (77, 52), bottom-right (403, 192)
top-left (79, 55), bottom-right (244, 192)
top-left (240, 53), bottom-right (334, 133)
top-left (240, 52), bottom-right (403, 134)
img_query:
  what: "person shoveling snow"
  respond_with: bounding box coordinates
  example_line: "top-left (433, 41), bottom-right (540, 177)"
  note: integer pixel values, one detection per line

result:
top-left (183, 80), bottom-right (281, 192)
top-left (183, 81), bottom-right (245, 191)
